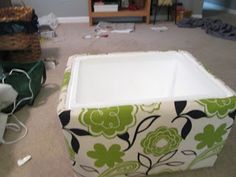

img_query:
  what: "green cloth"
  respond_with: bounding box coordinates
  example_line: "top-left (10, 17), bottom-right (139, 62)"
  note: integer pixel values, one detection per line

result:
top-left (0, 60), bottom-right (46, 113)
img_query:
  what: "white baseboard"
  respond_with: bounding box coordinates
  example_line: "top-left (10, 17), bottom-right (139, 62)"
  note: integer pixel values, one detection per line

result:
top-left (57, 15), bottom-right (175, 24)
top-left (151, 15), bottom-right (174, 21)
top-left (191, 14), bottom-right (203, 18)
top-left (57, 16), bottom-right (89, 24)
top-left (56, 13), bottom-right (206, 24)
top-left (227, 8), bottom-right (236, 15)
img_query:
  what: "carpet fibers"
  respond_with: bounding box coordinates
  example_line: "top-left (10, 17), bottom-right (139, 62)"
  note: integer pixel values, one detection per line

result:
top-left (0, 13), bottom-right (236, 177)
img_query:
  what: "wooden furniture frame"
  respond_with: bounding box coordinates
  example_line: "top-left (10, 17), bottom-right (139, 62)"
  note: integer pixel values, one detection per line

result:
top-left (88, 0), bottom-right (151, 26)
top-left (153, 0), bottom-right (178, 25)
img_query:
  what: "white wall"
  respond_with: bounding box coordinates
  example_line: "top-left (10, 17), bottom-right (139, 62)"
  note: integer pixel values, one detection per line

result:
top-left (23, 0), bottom-right (88, 17)
top-left (22, 0), bottom-right (204, 17)
top-left (181, 0), bottom-right (204, 15)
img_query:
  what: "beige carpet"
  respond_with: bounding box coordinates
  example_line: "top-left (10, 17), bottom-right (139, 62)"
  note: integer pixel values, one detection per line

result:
top-left (0, 13), bottom-right (236, 177)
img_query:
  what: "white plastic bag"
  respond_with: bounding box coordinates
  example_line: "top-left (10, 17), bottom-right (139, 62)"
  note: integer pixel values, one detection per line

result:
top-left (0, 84), bottom-right (17, 110)
top-left (38, 13), bottom-right (58, 29)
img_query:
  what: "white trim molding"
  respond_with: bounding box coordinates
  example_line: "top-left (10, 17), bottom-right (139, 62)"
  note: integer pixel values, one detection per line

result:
top-left (57, 16), bottom-right (89, 24)
top-left (227, 8), bottom-right (236, 15)
top-left (191, 14), bottom-right (203, 18)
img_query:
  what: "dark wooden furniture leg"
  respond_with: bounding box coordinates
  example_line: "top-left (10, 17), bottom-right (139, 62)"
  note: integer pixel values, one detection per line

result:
top-left (154, 0), bottom-right (176, 24)
top-left (175, 0), bottom-right (177, 24)
top-left (168, 6), bottom-right (170, 21)
top-left (153, 0), bottom-right (158, 25)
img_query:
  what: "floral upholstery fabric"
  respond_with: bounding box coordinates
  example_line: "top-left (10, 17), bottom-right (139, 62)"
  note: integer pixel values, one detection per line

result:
top-left (57, 57), bottom-right (236, 177)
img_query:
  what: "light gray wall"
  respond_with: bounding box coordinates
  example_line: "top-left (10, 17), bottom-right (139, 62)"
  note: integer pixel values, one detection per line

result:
top-left (24, 0), bottom-right (88, 17)
top-left (23, 0), bottom-right (204, 17)
top-left (181, 0), bottom-right (204, 15)
top-left (228, 0), bottom-right (236, 10)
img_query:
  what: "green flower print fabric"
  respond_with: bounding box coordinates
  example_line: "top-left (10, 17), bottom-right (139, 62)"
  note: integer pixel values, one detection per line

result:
top-left (140, 102), bottom-right (161, 113)
top-left (198, 97), bottom-right (236, 118)
top-left (195, 123), bottom-right (227, 150)
top-left (62, 71), bottom-right (71, 88)
top-left (65, 138), bottom-right (75, 160)
top-left (141, 126), bottom-right (182, 157)
top-left (87, 144), bottom-right (124, 168)
top-left (79, 106), bottom-right (136, 138)
top-left (99, 161), bottom-right (140, 177)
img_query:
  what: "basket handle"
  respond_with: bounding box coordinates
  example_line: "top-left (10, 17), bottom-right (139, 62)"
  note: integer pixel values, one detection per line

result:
top-left (41, 62), bottom-right (47, 85)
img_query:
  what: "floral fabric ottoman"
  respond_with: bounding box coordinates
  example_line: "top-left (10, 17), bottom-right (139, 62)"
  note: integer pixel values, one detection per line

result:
top-left (57, 51), bottom-right (236, 177)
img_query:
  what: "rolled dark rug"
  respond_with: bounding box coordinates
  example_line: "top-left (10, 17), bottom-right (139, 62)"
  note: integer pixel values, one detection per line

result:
top-left (177, 17), bottom-right (236, 41)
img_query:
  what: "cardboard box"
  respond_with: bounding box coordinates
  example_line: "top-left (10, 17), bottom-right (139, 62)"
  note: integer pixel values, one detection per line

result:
top-left (176, 10), bottom-right (192, 22)
top-left (94, 4), bottom-right (118, 12)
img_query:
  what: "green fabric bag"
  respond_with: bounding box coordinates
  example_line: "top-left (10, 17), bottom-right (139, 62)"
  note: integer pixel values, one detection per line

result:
top-left (0, 60), bottom-right (46, 113)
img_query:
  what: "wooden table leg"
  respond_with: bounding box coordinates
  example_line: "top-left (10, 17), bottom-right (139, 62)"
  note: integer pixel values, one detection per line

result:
top-left (153, 0), bottom-right (158, 25)
top-left (145, 0), bottom-right (151, 24)
top-left (175, 0), bottom-right (177, 24)
top-left (88, 0), bottom-right (93, 26)
top-left (168, 6), bottom-right (170, 21)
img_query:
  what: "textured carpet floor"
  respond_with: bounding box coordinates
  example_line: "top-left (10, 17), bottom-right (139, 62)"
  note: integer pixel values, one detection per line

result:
top-left (0, 13), bottom-right (236, 177)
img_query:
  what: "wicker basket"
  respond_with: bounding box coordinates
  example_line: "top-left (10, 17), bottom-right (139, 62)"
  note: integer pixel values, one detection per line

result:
top-left (7, 34), bottom-right (41, 62)
top-left (0, 6), bottom-right (33, 22)
top-left (0, 7), bottom-right (33, 50)
top-left (0, 33), bottom-right (32, 50)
